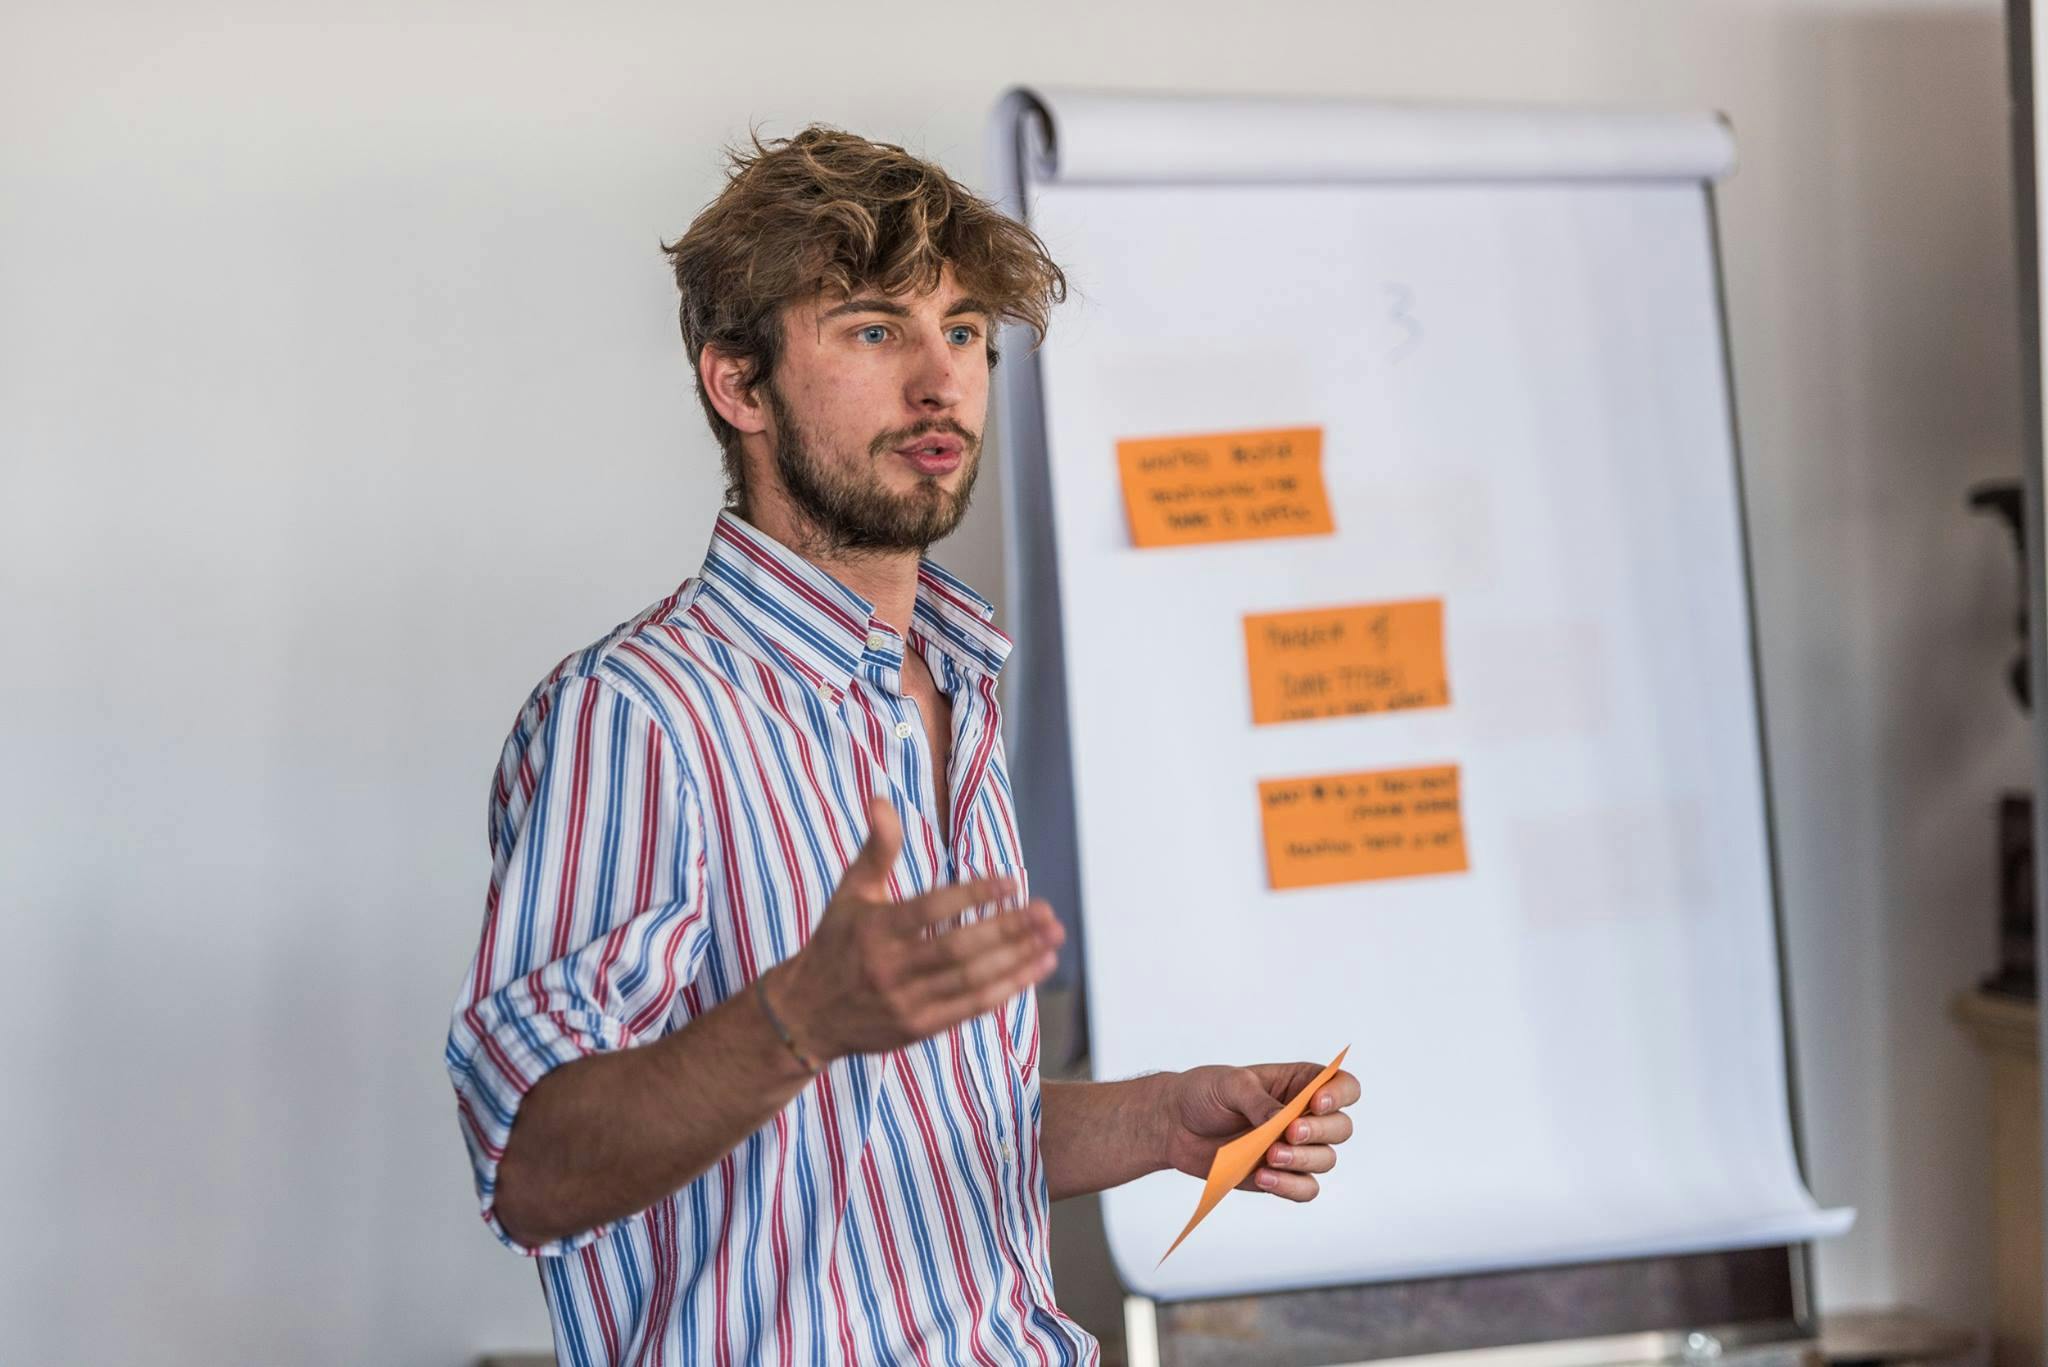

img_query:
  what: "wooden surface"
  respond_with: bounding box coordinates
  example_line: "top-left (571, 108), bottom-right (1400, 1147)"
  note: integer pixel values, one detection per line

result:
top-left (1816, 1309), bottom-right (1974, 1365)
top-left (1952, 988), bottom-right (2042, 1367)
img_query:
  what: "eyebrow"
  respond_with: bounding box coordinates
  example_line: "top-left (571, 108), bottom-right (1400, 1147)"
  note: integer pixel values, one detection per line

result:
top-left (818, 296), bottom-right (995, 321)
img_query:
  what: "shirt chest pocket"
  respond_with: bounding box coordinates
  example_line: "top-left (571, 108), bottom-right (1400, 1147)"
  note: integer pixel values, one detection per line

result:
top-left (946, 1004), bottom-right (1030, 1160)
top-left (949, 859), bottom-right (1038, 1065)
top-left (938, 860), bottom-right (1039, 1128)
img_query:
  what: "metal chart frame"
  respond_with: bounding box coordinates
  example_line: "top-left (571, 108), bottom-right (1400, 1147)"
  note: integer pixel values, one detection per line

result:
top-left (2005, 4), bottom-right (2048, 1354)
top-left (985, 87), bottom-right (1816, 1366)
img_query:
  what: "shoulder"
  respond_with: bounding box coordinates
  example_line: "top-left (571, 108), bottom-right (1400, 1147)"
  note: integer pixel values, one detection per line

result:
top-left (501, 581), bottom-right (721, 771)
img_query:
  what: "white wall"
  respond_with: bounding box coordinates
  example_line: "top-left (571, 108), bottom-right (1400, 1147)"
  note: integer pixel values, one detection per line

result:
top-left (0, 2), bottom-right (2025, 1362)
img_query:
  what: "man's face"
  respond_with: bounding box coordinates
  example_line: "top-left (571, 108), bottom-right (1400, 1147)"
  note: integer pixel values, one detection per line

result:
top-left (758, 266), bottom-right (991, 554)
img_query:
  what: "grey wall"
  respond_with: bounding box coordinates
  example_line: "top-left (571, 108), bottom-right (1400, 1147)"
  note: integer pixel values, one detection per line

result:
top-left (0, 2), bottom-right (2025, 1362)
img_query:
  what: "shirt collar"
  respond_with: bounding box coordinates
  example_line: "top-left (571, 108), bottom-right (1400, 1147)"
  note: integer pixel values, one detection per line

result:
top-left (696, 510), bottom-right (1012, 696)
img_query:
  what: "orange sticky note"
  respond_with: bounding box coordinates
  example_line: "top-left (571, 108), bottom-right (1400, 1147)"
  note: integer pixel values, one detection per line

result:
top-left (1259, 765), bottom-right (1468, 890)
top-left (1243, 599), bottom-right (1450, 726)
top-left (1116, 426), bottom-right (1335, 549)
top-left (1159, 1046), bottom-right (1351, 1266)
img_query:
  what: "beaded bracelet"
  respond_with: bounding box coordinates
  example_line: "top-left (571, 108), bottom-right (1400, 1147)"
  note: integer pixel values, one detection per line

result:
top-left (753, 977), bottom-right (820, 1075)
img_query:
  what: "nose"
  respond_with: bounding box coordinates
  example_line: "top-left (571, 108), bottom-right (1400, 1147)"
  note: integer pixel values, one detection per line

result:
top-left (904, 328), bottom-right (965, 414)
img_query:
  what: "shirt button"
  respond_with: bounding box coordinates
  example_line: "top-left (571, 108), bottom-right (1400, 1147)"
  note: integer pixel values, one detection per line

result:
top-left (893, 720), bottom-right (914, 740)
top-left (866, 631), bottom-right (888, 652)
top-left (1000, 1141), bottom-right (1015, 1164)
top-left (815, 680), bottom-right (834, 698)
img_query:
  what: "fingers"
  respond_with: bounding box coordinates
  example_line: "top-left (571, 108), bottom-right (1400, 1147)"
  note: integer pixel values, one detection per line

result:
top-left (1247, 1062), bottom-right (1360, 1139)
top-left (902, 904), bottom-right (1062, 1024)
top-left (1245, 1062), bottom-right (1355, 1202)
top-left (864, 892), bottom-right (1060, 1043)
top-left (1281, 1110), bottom-right (1354, 1149)
top-left (928, 935), bottom-right (1060, 1016)
top-left (1258, 1060), bottom-right (1332, 1104)
top-left (1308, 1069), bottom-right (1362, 1116)
top-left (841, 797), bottom-right (903, 899)
top-left (1265, 1138), bottom-right (1339, 1175)
top-left (894, 873), bottom-right (1026, 931)
top-left (903, 924), bottom-right (1060, 1037)
top-left (1244, 1167), bottom-right (1320, 1202)
top-left (902, 898), bottom-right (1059, 980)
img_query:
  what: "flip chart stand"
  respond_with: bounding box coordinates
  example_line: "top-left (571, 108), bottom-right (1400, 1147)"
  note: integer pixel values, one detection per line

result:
top-left (985, 86), bottom-right (1828, 1367)
top-left (1120, 1245), bottom-right (1812, 1367)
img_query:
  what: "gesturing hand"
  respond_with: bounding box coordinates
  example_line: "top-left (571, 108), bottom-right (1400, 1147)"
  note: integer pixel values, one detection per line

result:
top-left (772, 795), bottom-right (1065, 1063)
top-left (1159, 1062), bottom-right (1361, 1203)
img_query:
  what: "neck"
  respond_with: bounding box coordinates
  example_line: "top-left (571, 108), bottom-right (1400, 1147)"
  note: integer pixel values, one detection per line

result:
top-left (739, 489), bottom-right (923, 636)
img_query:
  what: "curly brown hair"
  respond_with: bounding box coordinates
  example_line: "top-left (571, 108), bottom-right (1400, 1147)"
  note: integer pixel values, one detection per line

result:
top-left (662, 125), bottom-right (1067, 506)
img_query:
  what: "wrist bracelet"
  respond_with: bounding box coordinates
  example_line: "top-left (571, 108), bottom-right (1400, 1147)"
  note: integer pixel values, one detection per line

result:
top-left (753, 976), bottom-right (820, 1075)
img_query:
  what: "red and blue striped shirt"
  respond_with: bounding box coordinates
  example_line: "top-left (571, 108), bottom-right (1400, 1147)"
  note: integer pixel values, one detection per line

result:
top-left (446, 511), bottom-right (1097, 1366)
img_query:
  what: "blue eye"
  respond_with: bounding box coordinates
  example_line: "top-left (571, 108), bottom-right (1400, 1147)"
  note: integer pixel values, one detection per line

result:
top-left (858, 325), bottom-right (889, 344)
top-left (947, 326), bottom-right (978, 345)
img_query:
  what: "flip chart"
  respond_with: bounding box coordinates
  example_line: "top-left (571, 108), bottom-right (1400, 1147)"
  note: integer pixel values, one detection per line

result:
top-left (988, 88), bottom-right (1854, 1303)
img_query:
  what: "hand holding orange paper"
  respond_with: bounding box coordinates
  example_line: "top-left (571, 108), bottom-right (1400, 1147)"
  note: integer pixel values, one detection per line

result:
top-left (1158, 1046), bottom-right (1352, 1267)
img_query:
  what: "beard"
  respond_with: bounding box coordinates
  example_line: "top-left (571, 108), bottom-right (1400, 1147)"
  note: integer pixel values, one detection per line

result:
top-left (763, 381), bottom-right (981, 556)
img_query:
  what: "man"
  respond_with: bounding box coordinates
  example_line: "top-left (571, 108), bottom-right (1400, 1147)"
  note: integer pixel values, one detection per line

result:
top-left (446, 126), bottom-right (1361, 1366)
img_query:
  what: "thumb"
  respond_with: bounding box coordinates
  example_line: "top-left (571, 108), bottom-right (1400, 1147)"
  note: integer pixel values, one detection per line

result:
top-left (841, 795), bottom-right (902, 899)
top-left (1225, 1069), bottom-right (1284, 1129)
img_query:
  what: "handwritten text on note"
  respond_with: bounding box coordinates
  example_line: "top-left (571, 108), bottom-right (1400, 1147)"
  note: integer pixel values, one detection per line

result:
top-left (1259, 764), bottom-right (1469, 890)
top-left (1243, 599), bottom-right (1449, 726)
top-left (1115, 426), bottom-right (1334, 549)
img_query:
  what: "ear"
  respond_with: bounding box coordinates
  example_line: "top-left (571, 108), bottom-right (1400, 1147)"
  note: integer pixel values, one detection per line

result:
top-left (699, 346), bottom-right (769, 437)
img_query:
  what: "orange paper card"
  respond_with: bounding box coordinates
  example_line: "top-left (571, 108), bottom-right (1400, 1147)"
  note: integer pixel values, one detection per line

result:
top-left (1159, 1046), bottom-right (1352, 1266)
top-left (1243, 599), bottom-right (1450, 726)
top-left (1259, 764), bottom-right (1468, 890)
top-left (1115, 426), bottom-right (1334, 549)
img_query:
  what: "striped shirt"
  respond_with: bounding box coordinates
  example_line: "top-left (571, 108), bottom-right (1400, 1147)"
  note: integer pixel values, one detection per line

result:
top-left (446, 511), bottom-right (1098, 1366)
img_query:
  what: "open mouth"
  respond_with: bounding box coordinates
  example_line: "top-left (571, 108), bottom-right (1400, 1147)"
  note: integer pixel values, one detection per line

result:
top-left (894, 435), bottom-right (965, 473)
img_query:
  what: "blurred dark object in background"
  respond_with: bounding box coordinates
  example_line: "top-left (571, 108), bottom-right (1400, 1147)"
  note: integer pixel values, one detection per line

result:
top-left (1970, 481), bottom-right (2028, 710)
top-left (1987, 792), bottom-right (2036, 999)
top-left (1972, 481), bottom-right (2034, 999)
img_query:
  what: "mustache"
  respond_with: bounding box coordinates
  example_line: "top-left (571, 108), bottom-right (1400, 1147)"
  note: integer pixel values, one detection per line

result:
top-left (869, 418), bottom-right (981, 459)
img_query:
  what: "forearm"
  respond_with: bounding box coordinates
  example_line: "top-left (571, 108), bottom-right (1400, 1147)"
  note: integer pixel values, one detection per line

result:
top-left (1039, 1073), bottom-right (1177, 1202)
top-left (493, 961), bottom-right (815, 1248)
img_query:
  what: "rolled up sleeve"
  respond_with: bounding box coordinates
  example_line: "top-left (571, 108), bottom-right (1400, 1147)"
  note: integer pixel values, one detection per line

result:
top-left (444, 671), bottom-right (708, 1255)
